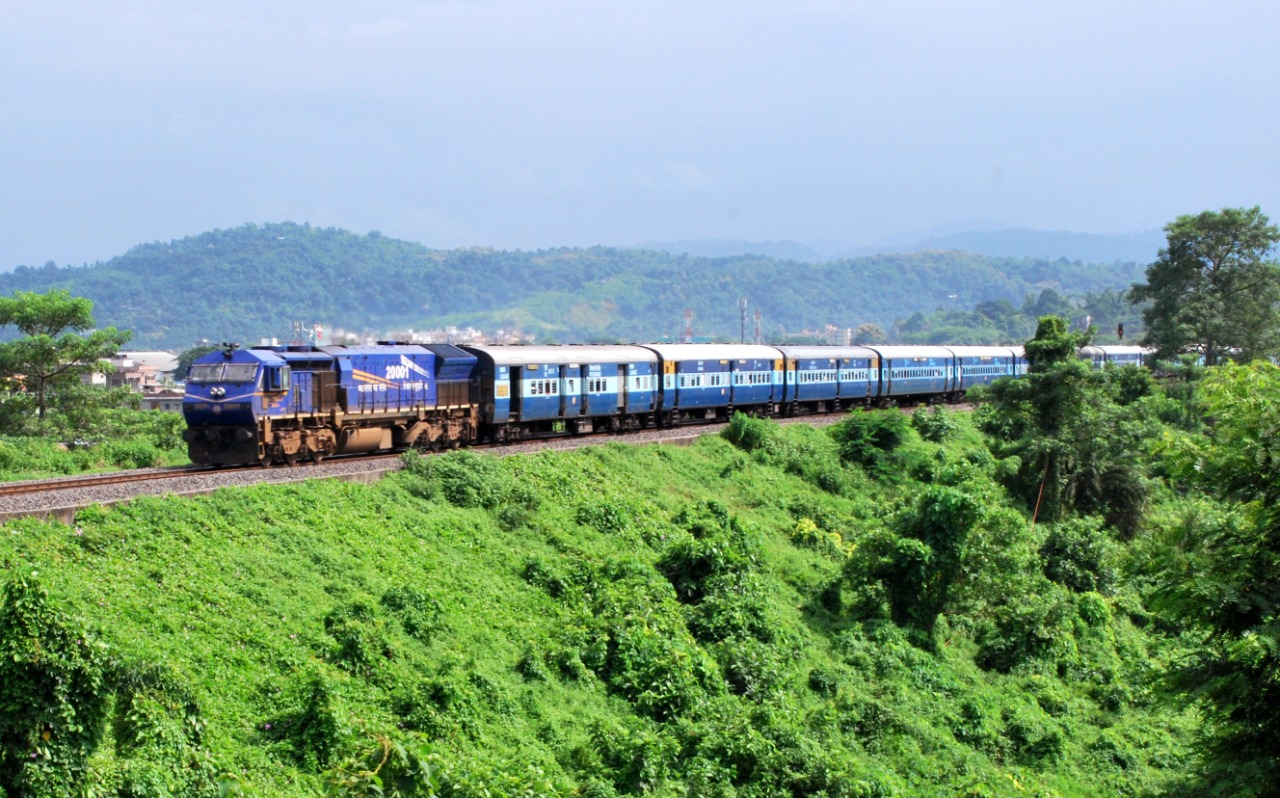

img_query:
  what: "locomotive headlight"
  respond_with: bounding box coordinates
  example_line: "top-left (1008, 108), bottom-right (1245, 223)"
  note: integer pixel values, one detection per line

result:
top-left (211, 387), bottom-right (226, 398)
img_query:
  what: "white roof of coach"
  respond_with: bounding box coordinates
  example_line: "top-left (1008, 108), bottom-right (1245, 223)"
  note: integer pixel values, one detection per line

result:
top-left (640, 343), bottom-right (783, 362)
top-left (772, 345), bottom-right (881, 361)
top-left (943, 346), bottom-right (1020, 358)
top-left (463, 344), bottom-right (657, 366)
top-left (864, 345), bottom-right (956, 360)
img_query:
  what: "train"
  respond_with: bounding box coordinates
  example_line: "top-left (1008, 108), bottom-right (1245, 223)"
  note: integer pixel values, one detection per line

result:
top-left (181, 341), bottom-right (1149, 466)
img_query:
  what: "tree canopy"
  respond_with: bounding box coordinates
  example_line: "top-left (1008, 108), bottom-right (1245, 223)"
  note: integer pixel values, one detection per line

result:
top-left (976, 316), bottom-right (1157, 536)
top-left (1129, 206), bottom-right (1280, 365)
top-left (0, 290), bottom-right (130, 434)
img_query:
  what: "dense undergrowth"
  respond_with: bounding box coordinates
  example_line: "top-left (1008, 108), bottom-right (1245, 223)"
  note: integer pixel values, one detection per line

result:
top-left (0, 410), bottom-right (188, 480)
top-left (0, 401), bottom-right (1203, 797)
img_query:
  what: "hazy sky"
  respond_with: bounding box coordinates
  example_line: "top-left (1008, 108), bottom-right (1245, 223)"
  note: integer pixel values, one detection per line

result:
top-left (4, 1), bottom-right (1278, 267)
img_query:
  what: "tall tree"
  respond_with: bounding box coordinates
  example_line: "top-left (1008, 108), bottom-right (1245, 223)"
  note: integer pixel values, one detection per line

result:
top-left (0, 290), bottom-right (130, 432)
top-left (1130, 206), bottom-right (1280, 366)
top-left (977, 316), bottom-right (1153, 537)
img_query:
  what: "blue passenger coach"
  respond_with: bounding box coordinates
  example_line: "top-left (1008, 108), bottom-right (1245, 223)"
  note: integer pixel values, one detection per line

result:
top-left (866, 345), bottom-right (957, 403)
top-left (944, 346), bottom-right (1019, 394)
top-left (1080, 345), bottom-right (1147, 369)
top-left (774, 345), bottom-right (880, 412)
top-left (642, 344), bottom-right (781, 423)
top-left (463, 345), bottom-right (659, 439)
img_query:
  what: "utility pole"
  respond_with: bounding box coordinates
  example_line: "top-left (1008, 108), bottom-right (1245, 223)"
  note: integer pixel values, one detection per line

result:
top-left (739, 297), bottom-right (748, 343)
top-left (683, 309), bottom-right (694, 344)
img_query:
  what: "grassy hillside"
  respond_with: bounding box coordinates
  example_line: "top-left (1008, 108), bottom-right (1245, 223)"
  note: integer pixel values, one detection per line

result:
top-left (0, 223), bottom-right (1147, 349)
top-left (0, 412), bottom-right (1193, 796)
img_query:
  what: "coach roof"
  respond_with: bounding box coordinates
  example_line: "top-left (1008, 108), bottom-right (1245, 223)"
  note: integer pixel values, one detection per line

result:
top-left (462, 344), bottom-right (658, 366)
top-left (641, 343), bottom-right (782, 362)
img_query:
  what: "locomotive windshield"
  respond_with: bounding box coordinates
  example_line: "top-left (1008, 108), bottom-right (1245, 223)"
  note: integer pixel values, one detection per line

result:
top-left (223, 364), bottom-right (259, 382)
top-left (188, 363), bottom-right (260, 383)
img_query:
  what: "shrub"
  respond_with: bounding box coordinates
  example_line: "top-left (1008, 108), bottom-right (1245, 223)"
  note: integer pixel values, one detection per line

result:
top-left (722, 412), bottom-right (774, 452)
top-left (324, 601), bottom-right (394, 676)
top-left (587, 716), bottom-right (678, 794)
top-left (99, 439), bottom-right (163, 469)
top-left (1002, 703), bottom-right (1065, 764)
top-left (400, 450), bottom-right (510, 508)
top-left (380, 585), bottom-right (443, 645)
top-left (911, 405), bottom-right (956, 442)
top-left (576, 499), bottom-right (637, 536)
top-left (975, 587), bottom-right (1075, 673)
top-left (322, 734), bottom-right (439, 798)
top-left (807, 665), bottom-right (843, 697)
top-left (658, 502), bottom-right (758, 605)
top-left (0, 436), bottom-right (84, 476)
top-left (396, 665), bottom-right (512, 741)
top-left (605, 614), bottom-right (721, 720)
top-left (108, 681), bottom-right (220, 797)
top-left (830, 410), bottom-right (913, 475)
top-left (1040, 517), bottom-right (1117, 594)
top-left (0, 573), bottom-right (111, 796)
top-left (266, 669), bottom-right (347, 771)
top-left (790, 518), bottom-right (848, 559)
top-left (1076, 591), bottom-right (1112, 627)
top-left (716, 634), bottom-right (784, 700)
top-left (842, 486), bottom-right (981, 641)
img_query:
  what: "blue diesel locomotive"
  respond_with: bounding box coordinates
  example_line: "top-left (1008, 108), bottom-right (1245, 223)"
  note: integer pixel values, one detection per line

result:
top-left (182, 341), bottom-right (1141, 466)
top-left (183, 342), bottom-right (477, 465)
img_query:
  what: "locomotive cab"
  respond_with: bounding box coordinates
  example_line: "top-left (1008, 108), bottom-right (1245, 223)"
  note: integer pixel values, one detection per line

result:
top-left (182, 346), bottom-right (269, 465)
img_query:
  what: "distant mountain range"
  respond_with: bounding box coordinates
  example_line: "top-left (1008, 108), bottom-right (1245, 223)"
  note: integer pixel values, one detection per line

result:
top-left (0, 223), bottom-right (1150, 350)
top-left (635, 228), bottom-right (1166, 265)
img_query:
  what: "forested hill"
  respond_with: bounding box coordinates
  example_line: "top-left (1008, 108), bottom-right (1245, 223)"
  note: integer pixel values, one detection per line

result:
top-left (0, 223), bottom-right (1148, 349)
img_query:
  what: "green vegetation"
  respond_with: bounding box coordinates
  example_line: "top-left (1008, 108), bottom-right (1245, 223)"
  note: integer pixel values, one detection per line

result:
top-left (975, 316), bottom-right (1159, 538)
top-left (1130, 206), bottom-right (1280, 366)
top-left (892, 288), bottom-right (1139, 345)
top-left (0, 223), bottom-right (1146, 349)
top-left (0, 290), bottom-right (188, 477)
top-left (0, 290), bottom-right (132, 436)
top-left (2, 200), bottom-right (1276, 791)
top-left (0, 410), bottom-right (188, 480)
top-left (13, 348), bottom-right (1276, 795)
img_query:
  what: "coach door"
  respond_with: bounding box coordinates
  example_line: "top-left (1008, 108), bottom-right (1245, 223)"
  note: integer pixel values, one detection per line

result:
top-left (618, 364), bottom-right (630, 411)
top-left (561, 365), bottom-right (575, 417)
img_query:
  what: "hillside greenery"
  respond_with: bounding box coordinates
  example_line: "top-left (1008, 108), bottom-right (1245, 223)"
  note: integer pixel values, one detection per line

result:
top-left (0, 223), bottom-right (1148, 349)
top-left (7, 352), bottom-right (1278, 795)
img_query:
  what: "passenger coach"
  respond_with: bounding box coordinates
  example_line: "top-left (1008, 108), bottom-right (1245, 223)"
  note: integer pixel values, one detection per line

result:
top-left (865, 345), bottom-right (957, 403)
top-left (640, 343), bottom-right (782, 424)
top-left (463, 344), bottom-right (659, 440)
top-left (945, 345), bottom-right (1021, 395)
top-left (773, 345), bottom-right (881, 412)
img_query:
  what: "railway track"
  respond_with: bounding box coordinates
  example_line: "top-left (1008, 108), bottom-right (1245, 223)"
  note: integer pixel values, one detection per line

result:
top-left (0, 406), bottom-right (926, 524)
top-left (0, 465), bottom-right (219, 499)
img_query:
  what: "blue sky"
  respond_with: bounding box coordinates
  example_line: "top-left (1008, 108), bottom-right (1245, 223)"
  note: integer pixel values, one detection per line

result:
top-left (3, 1), bottom-right (1278, 267)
